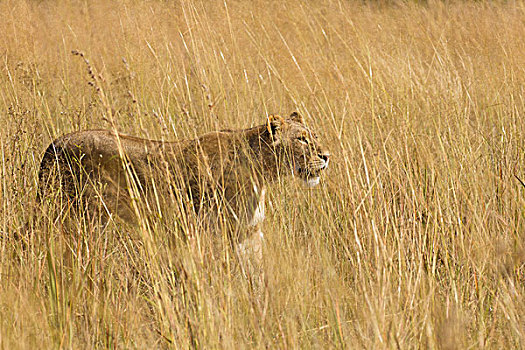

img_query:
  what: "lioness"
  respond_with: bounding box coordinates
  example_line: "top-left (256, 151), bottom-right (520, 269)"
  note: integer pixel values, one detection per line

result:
top-left (38, 112), bottom-right (330, 255)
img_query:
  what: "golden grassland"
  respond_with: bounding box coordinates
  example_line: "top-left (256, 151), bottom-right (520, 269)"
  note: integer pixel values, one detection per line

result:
top-left (2, 0), bottom-right (525, 348)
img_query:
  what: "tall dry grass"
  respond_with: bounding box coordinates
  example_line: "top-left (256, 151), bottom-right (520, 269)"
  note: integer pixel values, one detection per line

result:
top-left (1, 0), bottom-right (525, 348)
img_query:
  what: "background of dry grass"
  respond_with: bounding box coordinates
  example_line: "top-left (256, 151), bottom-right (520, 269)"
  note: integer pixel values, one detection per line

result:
top-left (2, 0), bottom-right (525, 348)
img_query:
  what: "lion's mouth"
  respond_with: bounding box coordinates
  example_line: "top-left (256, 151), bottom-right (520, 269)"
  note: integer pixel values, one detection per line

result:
top-left (297, 166), bottom-right (325, 187)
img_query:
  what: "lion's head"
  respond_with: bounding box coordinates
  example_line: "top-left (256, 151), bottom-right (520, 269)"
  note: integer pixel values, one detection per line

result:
top-left (266, 112), bottom-right (330, 187)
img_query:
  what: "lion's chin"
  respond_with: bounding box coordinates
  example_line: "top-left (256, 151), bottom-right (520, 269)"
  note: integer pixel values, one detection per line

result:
top-left (305, 176), bottom-right (320, 187)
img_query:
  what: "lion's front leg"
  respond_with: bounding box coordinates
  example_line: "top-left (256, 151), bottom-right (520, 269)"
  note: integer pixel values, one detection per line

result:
top-left (237, 226), bottom-right (264, 265)
top-left (237, 185), bottom-right (266, 264)
top-left (234, 186), bottom-right (266, 266)
top-left (237, 224), bottom-right (265, 295)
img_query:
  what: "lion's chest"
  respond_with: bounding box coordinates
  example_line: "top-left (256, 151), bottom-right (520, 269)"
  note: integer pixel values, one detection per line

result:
top-left (249, 186), bottom-right (266, 227)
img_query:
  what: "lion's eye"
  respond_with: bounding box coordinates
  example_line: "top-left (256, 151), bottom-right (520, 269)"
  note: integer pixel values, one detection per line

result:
top-left (297, 136), bottom-right (309, 144)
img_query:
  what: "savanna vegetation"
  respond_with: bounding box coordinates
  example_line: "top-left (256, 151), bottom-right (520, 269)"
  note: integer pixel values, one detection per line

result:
top-left (1, 0), bottom-right (525, 348)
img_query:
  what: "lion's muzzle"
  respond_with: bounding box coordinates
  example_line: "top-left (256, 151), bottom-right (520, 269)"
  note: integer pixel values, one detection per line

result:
top-left (297, 151), bottom-right (330, 187)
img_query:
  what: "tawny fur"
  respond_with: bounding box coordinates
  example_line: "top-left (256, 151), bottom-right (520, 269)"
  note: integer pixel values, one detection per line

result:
top-left (38, 113), bottom-right (330, 249)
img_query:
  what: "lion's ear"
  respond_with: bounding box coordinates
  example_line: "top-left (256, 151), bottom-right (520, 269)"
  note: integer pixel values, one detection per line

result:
top-left (267, 115), bottom-right (284, 137)
top-left (289, 111), bottom-right (304, 124)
